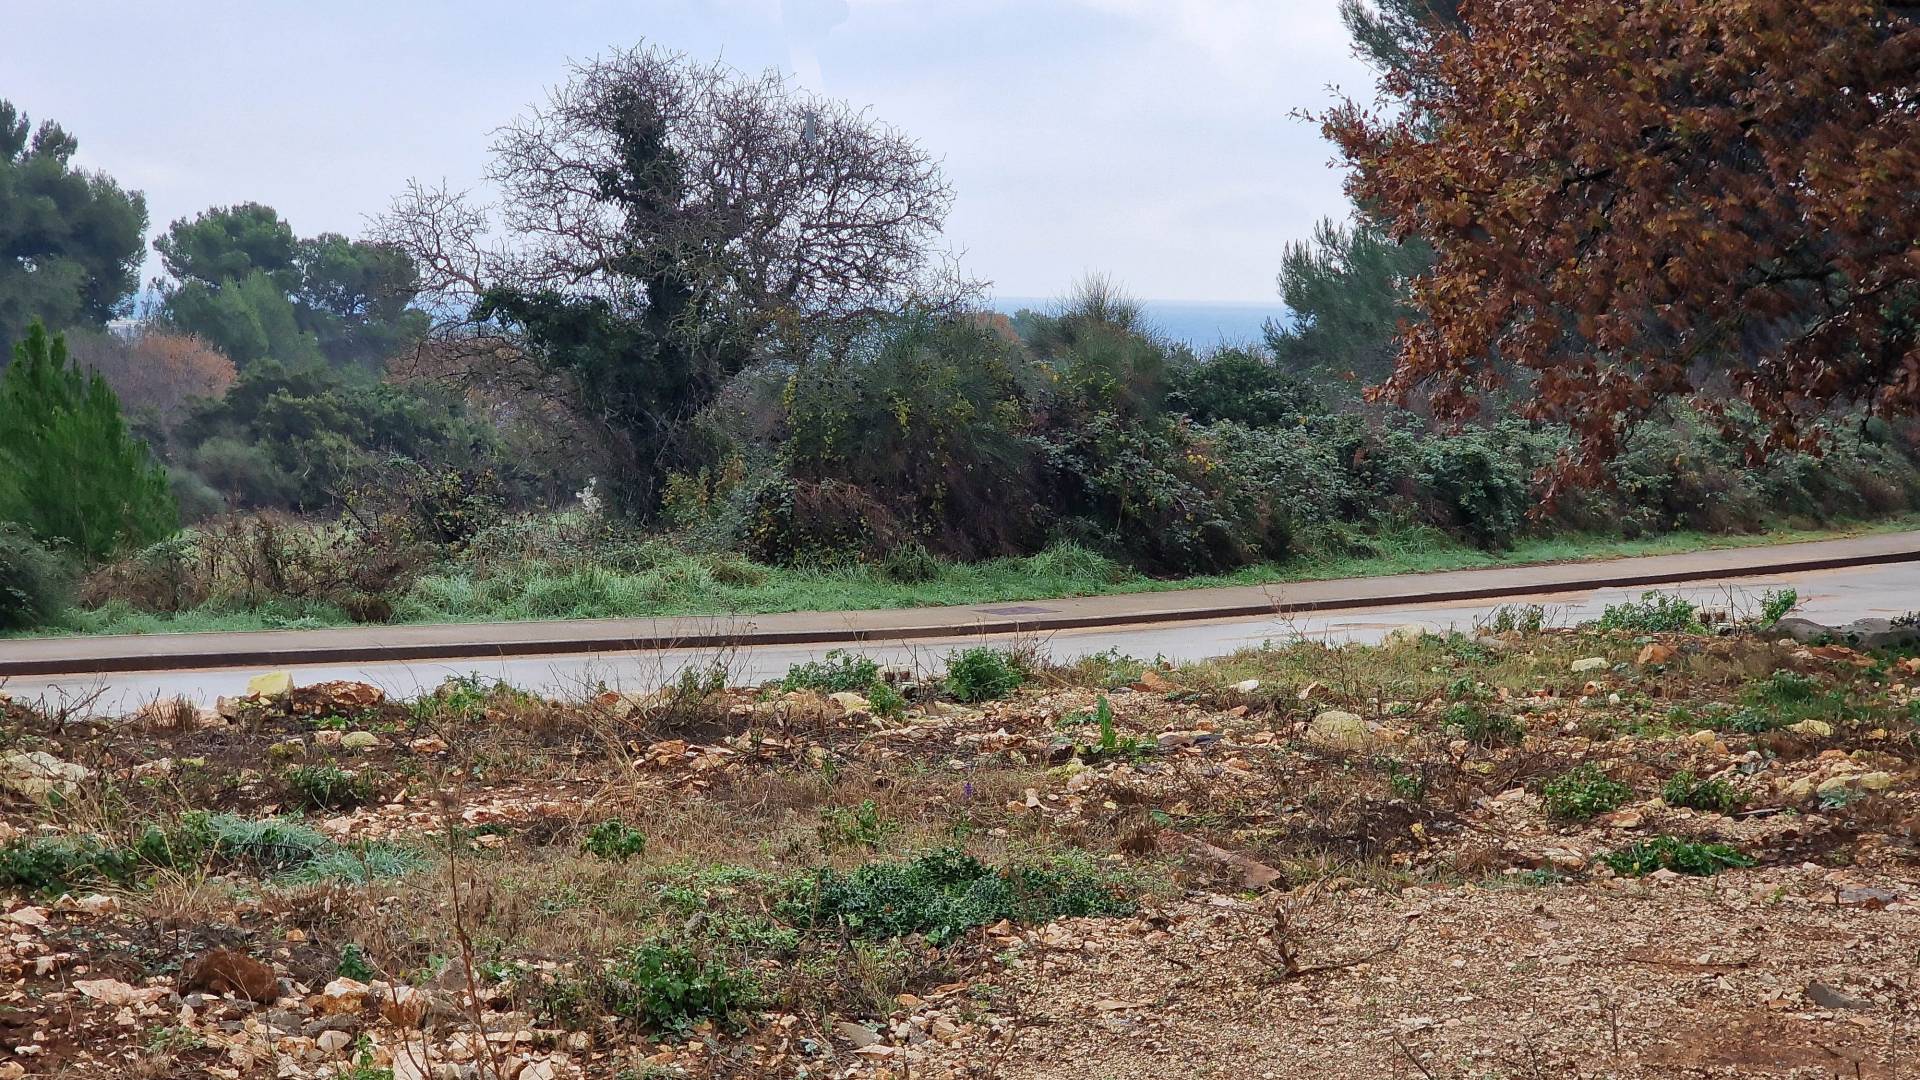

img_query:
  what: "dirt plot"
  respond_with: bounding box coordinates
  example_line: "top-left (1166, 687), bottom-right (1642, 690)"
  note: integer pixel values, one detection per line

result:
top-left (0, 622), bottom-right (1914, 1077)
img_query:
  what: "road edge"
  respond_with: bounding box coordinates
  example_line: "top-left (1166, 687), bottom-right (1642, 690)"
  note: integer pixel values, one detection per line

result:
top-left (5, 541), bottom-right (1916, 677)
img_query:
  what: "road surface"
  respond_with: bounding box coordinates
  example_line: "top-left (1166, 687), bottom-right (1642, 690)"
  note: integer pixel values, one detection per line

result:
top-left (4, 559), bottom-right (1915, 713)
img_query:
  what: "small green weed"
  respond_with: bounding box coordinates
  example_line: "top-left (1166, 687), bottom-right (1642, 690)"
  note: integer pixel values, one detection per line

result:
top-left (1375, 757), bottom-right (1428, 801)
top-left (1757, 588), bottom-right (1798, 627)
top-left (944, 647), bottom-right (1025, 703)
top-left (818, 800), bottom-right (899, 852)
top-left (581, 821), bottom-right (648, 862)
top-left (1750, 670), bottom-right (1818, 706)
top-left (600, 939), bottom-right (759, 1033)
top-left (1661, 771), bottom-right (1745, 813)
top-left (1444, 702), bottom-right (1524, 747)
top-left (1594, 591), bottom-right (1702, 634)
top-left (337, 943), bottom-right (377, 982)
top-left (1484, 603), bottom-right (1546, 634)
top-left (779, 847), bottom-right (1133, 946)
top-left (1064, 695), bottom-right (1143, 759)
top-left (868, 680), bottom-right (907, 720)
top-left (284, 764), bottom-right (375, 810)
top-left (1601, 836), bottom-right (1754, 877)
top-left (1721, 670), bottom-right (1857, 734)
top-left (781, 650), bottom-right (882, 694)
top-left (1539, 764), bottom-right (1632, 820)
top-left (0, 812), bottom-right (420, 894)
top-left (1054, 648), bottom-right (1150, 690)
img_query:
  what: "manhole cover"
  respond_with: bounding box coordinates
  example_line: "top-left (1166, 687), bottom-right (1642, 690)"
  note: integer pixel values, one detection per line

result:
top-left (976, 605), bottom-right (1059, 616)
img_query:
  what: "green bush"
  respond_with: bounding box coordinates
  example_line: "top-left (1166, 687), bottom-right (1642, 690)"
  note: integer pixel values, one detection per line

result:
top-left (600, 939), bottom-right (758, 1032)
top-left (1539, 764), bottom-right (1632, 820)
top-left (1415, 425), bottom-right (1532, 550)
top-left (944, 647), bottom-right (1025, 702)
top-left (0, 524), bottom-right (71, 631)
top-left (0, 835), bottom-right (142, 893)
top-left (777, 312), bottom-right (1047, 562)
top-left (1168, 346), bottom-right (1323, 427)
top-left (1757, 588), bottom-right (1798, 628)
top-left (868, 680), bottom-right (908, 720)
top-left (1594, 591), bottom-right (1703, 634)
top-left (1661, 771), bottom-right (1745, 813)
top-left (781, 650), bottom-right (883, 694)
top-left (1601, 836), bottom-right (1754, 877)
top-left (778, 847), bottom-right (1134, 946)
top-left (581, 821), bottom-right (648, 862)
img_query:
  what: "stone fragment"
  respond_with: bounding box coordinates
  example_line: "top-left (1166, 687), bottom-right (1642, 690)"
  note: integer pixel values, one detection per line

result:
top-left (184, 947), bottom-right (280, 1002)
top-left (0, 751), bottom-right (92, 799)
top-left (246, 670), bottom-right (294, 698)
top-left (1306, 710), bottom-right (1389, 751)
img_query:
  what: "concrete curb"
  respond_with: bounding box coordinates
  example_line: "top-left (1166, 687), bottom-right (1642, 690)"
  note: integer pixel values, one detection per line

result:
top-left (3, 535), bottom-right (1917, 677)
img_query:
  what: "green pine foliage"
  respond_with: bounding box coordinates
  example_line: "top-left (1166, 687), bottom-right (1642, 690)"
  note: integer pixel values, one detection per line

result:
top-left (0, 322), bottom-right (178, 560)
top-left (0, 102), bottom-right (148, 347)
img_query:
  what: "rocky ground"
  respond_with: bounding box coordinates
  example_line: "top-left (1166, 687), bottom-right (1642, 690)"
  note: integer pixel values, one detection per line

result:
top-left (0, 610), bottom-right (1916, 1078)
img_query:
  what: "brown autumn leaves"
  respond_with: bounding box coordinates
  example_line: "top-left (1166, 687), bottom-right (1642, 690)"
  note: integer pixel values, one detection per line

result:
top-left (1323, 0), bottom-right (1919, 493)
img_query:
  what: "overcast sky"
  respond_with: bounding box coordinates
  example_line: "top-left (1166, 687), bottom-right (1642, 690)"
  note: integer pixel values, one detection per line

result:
top-left (8, 0), bottom-right (1375, 303)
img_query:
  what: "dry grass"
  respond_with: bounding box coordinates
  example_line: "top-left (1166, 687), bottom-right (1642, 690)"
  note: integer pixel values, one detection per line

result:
top-left (0, 624), bottom-right (1915, 1077)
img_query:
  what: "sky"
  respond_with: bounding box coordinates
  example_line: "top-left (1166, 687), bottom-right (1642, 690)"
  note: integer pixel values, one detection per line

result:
top-left (7, 0), bottom-right (1377, 303)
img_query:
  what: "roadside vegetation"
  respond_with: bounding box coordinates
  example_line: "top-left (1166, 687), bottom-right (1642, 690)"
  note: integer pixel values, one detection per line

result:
top-left (1, 599), bottom-right (1916, 1075)
top-left (4, 6), bottom-right (1920, 639)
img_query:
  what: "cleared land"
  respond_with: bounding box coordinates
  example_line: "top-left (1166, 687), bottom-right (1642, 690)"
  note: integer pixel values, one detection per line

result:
top-left (0, 609), bottom-right (1915, 1078)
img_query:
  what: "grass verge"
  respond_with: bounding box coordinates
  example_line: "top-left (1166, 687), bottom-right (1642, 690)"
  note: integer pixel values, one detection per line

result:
top-left (27, 513), bottom-right (1920, 637)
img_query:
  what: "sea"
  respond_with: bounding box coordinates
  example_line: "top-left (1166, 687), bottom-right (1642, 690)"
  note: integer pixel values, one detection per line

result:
top-left (992, 297), bottom-right (1288, 352)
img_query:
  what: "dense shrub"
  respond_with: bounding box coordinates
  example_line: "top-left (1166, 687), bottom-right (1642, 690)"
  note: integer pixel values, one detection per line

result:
top-left (1041, 411), bottom-right (1290, 573)
top-left (0, 524), bottom-right (71, 631)
top-left (175, 360), bottom-right (519, 514)
top-left (745, 477), bottom-right (912, 566)
top-left (1169, 346), bottom-right (1324, 427)
top-left (82, 512), bottom-right (427, 622)
top-left (1414, 425), bottom-right (1534, 549)
top-left (167, 469), bottom-right (228, 523)
top-left (944, 647), bottom-right (1025, 702)
top-left (775, 312), bottom-right (1047, 561)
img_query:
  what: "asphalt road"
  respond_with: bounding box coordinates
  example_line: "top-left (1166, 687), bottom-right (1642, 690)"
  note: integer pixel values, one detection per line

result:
top-left (5, 560), bottom-right (1914, 713)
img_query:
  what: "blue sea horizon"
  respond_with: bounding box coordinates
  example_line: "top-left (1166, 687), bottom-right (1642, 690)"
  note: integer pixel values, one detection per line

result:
top-left (992, 296), bottom-right (1288, 351)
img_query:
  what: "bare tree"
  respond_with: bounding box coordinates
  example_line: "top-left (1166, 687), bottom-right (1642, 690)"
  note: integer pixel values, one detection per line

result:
top-left (377, 44), bottom-right (972, 518)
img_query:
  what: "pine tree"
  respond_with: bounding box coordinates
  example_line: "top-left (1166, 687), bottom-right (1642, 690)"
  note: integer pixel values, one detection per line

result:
top-left (0, 321), bottom-right (178, 559)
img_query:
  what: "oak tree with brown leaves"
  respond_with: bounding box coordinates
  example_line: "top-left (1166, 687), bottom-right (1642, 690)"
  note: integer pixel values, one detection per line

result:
top-left (1323, 0), bottom-right (1920, 488)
